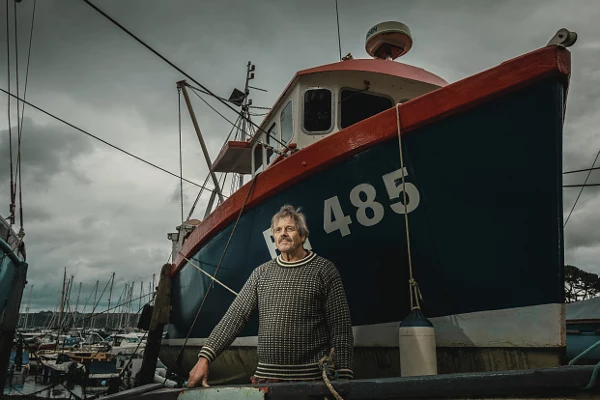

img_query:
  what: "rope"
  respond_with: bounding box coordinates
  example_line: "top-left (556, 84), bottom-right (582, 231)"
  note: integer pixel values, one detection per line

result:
top-left (186, 173), bottom-right (212, 221)
top-left (170, 176), bottom-right (257, 372)
top-left (13, 0), bottom-right (21, 197)
top-left (395, 104), bottom-right (422, 311)
top-left (0, 87), bottom-right (226, 196)
top-left (178, 88), bottom-right (184, 225)
top-left (319, 348), bottom-right (344, 400)
top-left (564, 149), bottom-right (600, 227)
top-left (564, 166), bottom-right (600, 175)
top-left (335, 0), bottom-right (342, 61)
top-left (178, 253), bottom-right (238, 296)
top-left (6, 0), bottom-right (15, 226)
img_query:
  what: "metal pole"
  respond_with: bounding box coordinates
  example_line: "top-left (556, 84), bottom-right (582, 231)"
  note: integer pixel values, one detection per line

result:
top-left (177, 81), bottom-right (224, 203)
top-left (56, 268), bottom-right (67, 351)
top-left (74, 282), bottom-right (82, 329)
top-left (91, 280), bottom-right (99, 330)
top-left (138, 281), bottom-right (143, 315)
top-left (129, 281), bottom-right (134, 328)
top-left (107, 272), bottom-right (115, 330)
top-left (23, 284), bottom-right (33, 329)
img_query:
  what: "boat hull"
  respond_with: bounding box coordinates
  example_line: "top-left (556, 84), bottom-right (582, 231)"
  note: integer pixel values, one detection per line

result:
top-left (162, 75), bottom-right (566, 382)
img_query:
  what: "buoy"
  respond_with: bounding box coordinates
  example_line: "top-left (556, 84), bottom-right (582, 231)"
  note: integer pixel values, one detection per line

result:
top-left (399, 308), bottom-right (437, 377)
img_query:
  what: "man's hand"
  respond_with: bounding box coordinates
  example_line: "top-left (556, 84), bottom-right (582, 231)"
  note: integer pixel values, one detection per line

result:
top-left (188, 357), bottom-right (210, 388)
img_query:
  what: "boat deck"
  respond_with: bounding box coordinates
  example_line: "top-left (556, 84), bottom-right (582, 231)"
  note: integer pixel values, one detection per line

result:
top-left (102, 365), bottom-right (600, 400)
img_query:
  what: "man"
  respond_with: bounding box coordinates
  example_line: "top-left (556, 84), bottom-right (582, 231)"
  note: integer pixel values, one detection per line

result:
top-left (188, 205), bottom-right (354, 387)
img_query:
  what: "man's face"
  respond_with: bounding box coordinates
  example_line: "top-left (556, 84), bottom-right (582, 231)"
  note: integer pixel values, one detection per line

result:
top-left (273, 216), bottom-right (306, 254)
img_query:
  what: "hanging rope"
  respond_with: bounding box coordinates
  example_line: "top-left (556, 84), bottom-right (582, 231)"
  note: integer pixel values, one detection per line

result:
top-left (319, 348), bottom-right (344, 400)
top-left (178, 88), bottom-right (184, 225)
top-left (6, 0), bottom-right (15, 226)
top-left (564, 149), bottom-right (600, 227)
top-left (395, 104), bottom-right (422, 311)
top-left (170, 176), bottom-right (257, 372)
top-left (177, 253), bottom-right (238, 296)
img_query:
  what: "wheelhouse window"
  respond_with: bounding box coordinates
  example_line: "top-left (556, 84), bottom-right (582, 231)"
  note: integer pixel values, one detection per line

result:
top-left (266, 123), bottom-right (277, 164)
top-left (339, 88), bottom-right (394, 129)
top-left (280, 101), bottom-right (293, 144)
top-left (303, 88), bottom-right (333, 134)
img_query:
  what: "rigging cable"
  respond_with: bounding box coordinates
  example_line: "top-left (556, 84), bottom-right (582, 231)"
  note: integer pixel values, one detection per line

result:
top-left (335, 0), bottom-right (342, 61)
top-left (563, 166), bottom-right (600, 175)
top-left (564, 149), bottom-right (600, 227)
top-left (13, 0), bottom-right (21, 199)
top-left (0, 87), bottom-right (226, 196)
top-left (6, 0), bottom-right (15, 225)
top-left (564, 183), bottom-right (600, 188)
top-left (16, 0), bottom-right (37, 232)
top-left (178, 88), bottom-right (184, 224)
top-left (79, 0), bottom-right (291, 153)
top-left (188, 85), bottom-right (284, 157)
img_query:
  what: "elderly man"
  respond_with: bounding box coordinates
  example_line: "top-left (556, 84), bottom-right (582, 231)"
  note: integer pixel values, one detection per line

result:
top-left (187, 205), bottom-right (354, 387)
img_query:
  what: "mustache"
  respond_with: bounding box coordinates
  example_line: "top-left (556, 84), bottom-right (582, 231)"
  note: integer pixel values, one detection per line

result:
top-left (278, 237), bottom-right (292, 243)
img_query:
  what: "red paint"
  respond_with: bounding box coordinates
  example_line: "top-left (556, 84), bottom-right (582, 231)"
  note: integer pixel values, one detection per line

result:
top-left (171, 46), bottom-right (571, 275)
top-left (297, 58), bottom-right (449, 87)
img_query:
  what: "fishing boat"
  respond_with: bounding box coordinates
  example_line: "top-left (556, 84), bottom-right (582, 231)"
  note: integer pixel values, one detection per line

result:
top-left (160, 22), bottom-right (575, 383)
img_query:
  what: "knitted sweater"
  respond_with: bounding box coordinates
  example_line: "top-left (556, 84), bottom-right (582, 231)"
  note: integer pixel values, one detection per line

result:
top-left (198, 251), bottom-right (354, 380)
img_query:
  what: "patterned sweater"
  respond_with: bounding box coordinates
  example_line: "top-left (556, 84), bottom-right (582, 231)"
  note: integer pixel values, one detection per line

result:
top-left (198, 251), bottom-right (354, 380)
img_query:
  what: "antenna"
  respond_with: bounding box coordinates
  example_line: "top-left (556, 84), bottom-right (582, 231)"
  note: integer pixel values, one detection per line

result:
top-left (335, 0), bottom-right (342, 61)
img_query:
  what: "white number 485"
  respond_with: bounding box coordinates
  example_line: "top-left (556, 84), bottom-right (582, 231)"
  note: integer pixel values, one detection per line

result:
top-left (323, 167), bottom-right (420, 237)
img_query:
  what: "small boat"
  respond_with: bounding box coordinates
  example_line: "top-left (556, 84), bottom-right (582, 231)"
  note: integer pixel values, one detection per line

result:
top-left (160, 22), bottom-right (576, 383)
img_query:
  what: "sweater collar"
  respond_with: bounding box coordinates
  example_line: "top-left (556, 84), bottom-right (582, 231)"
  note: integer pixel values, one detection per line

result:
top-left (276, 250), bottom-right (316, 267)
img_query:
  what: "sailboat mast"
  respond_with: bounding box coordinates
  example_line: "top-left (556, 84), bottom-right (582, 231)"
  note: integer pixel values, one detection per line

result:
top-left (73, 282), bottom-right (82, 329)
top-left (23, 284), bottom-right (33, 329)
top-left (56, 268), bottom-right (67, 350)
top-left (91, 280), bottom-right (99, 329)
top-left (138, 281), bottom-right (143, 315)
top-left (107, 272), bottom-right (115, 330)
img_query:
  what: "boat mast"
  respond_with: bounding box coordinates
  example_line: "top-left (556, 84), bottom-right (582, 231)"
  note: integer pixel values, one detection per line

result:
top-left (138, 281), bottom-right (143, 317)
top-left (90, 280), bottom-right (99, 329)
top-left (73, 282), bottom-right (82, 329)
top-left (177, 80), bottom-right (224, 204)
top-left (107, 272), bottom-right (115, 330)
top-left (56, 268), bottom-right (67, 350)
top-left (23, 284), bottom-right (33, 329)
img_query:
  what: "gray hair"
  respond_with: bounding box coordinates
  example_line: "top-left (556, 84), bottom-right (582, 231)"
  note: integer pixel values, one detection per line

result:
top-left (270, 205), bottom-right (309, 240)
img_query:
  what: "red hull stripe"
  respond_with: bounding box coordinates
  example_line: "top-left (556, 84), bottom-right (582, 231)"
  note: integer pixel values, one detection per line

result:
top-left (172, 46), bottom-right (571, 276)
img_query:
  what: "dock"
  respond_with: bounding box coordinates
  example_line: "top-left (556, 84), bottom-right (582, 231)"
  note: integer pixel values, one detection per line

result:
top-left (101, 365), bottom-right (600, 400)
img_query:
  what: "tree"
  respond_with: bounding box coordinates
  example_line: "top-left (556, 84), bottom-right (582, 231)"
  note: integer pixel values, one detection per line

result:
top-left (565, 265), bottom-right (600, 303)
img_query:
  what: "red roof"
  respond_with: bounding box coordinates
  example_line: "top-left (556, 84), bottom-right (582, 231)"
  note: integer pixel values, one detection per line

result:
top-left (296, 58), bottom-right (449, 87)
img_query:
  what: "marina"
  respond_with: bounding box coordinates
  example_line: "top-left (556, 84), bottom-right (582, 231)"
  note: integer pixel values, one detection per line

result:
top-left (2, 0), bottom-right (600, 399)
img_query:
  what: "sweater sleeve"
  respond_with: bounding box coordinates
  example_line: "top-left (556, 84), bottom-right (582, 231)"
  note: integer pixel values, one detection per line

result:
top-left (323, 262), bottom-right (354, 379)
top-left (198, 267), bottom-right (260, 363)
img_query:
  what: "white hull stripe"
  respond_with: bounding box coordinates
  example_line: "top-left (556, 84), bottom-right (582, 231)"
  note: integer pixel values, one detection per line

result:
top-left (163, 303), bottom-right (565, 348)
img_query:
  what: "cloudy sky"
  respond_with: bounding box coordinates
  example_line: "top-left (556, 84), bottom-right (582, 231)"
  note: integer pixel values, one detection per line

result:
top-left (1, 0), bottom-right (599, 312)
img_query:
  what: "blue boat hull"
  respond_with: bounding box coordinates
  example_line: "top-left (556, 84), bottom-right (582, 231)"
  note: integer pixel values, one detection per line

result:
top-left (162, 78), bottom-right (566, 381)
